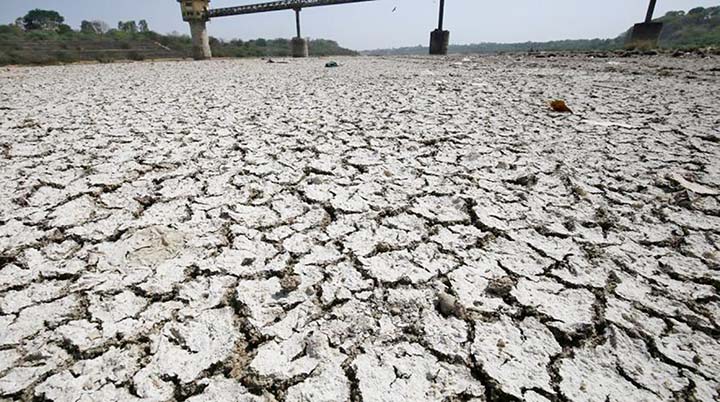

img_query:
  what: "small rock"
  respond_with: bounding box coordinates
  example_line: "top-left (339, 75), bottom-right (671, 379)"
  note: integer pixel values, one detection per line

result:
top-left (280, 274), bottom-right (301, 293)
top-left (436, 292), bottom-right (466, 319)
top-left (486, 277), bottom-right (514, 298)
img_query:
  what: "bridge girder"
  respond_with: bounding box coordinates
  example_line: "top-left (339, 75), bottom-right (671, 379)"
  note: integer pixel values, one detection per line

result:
top-left (209, 0), bottom-right (377, 19)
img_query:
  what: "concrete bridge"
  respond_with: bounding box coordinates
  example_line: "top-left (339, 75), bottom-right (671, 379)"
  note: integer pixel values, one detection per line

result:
top-left (177, 0), bottom-right (663, 60)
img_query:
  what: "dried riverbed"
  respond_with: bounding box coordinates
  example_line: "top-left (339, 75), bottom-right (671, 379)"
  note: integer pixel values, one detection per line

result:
top-left (0, 54), bottom-right (719, 401)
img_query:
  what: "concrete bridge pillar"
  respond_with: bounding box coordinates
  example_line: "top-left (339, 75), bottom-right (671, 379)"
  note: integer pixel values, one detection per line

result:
top-left (189, 20), bottom-right (212, 60)
top-left (626, 0), bottom-right (663, 49)
top-left (291, 9), bottom-right (309, 58)
top-left (291, 38), bottom-right (309, 58)
top-left (429, 0), bottom-right (449, 55)
top-left (178, 0), bottom-right (212, 60)
top-left (430, 29), bottom-right (450, 55)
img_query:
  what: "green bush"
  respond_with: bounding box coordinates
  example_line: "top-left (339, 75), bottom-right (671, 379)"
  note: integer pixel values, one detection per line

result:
top-left (57, 24), bottom-right (73, 35)
top-left (128, 51), bottom-right (145, 61)
top-left (26, 30), bottom-right (58, 41)
top-left (94, 53), bottom-right (114, 63)
top-left (0, 52), bottom-right (18, 65)
top-left (27, 53), bottom-right (59, 65)
top-left (0, 25), bottom-right (22, 35)
top-left (53, 50), bottom-right (73, 63)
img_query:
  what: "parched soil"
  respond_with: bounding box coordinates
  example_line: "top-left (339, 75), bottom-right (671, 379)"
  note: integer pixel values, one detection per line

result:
top-left (0, 54), bottom-right (718, 401)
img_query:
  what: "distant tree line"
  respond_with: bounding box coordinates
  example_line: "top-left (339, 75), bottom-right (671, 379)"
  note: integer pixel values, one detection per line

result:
top-left (656, 6), bottom-right (720, 48)
top-left (9, 9), bottom-right (152, 36)
top-left (0, 8), bottom-right (356, 65)
top-left (80, 20), bottom-right (109, 34)
top-left (117, 20), bottom-right (150, 34)
top-left (366, 6), bottom-right (720, 55)
top-left (19, 9), bottom-right (67, 31)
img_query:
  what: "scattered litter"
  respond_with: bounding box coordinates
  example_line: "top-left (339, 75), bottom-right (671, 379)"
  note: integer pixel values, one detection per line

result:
top-left (325, 61), bottom-right (339, 68)
top-left (549, 99), bottom-right (573, 113)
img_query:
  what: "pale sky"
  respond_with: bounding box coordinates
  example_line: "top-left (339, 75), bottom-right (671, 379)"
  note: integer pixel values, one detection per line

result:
top-left (1, 1), bottom-right (717, 50)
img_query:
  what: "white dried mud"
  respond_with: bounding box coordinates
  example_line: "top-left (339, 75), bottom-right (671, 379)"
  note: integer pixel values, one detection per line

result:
top-left (0, 54), bottom-right (719, 401)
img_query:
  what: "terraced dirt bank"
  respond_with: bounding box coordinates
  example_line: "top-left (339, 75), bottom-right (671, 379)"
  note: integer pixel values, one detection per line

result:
top-left (0, 38), bottom-right (184, 65)
top-left (0, 55), bottom-right (718, 402)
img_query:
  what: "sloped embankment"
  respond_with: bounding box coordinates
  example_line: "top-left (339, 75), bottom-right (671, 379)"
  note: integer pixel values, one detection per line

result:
top-left (0, 37), bottom-right (185, 65)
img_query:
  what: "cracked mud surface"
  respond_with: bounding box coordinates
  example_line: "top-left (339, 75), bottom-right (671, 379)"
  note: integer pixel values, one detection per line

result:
top-left (0, 54), bottom-right (719, 401)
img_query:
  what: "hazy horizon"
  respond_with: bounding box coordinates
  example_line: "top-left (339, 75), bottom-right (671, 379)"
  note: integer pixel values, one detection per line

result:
top-left (1, 1), bottom-right (717, 50)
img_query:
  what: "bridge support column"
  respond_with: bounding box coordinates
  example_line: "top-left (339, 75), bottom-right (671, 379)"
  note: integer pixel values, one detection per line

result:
top-left (291, 37), bottom-right (309, 58)
top-left (178, 0), bottom-right (212, 60)
top-left (626, 0), bottom-right (663, 49)
top-left (291, 9), bottom-right (308, 58)
top-left (429, 0), bottom-right (449, 55)
top-left (429, 29), bottom-right (449, 55)
top-left (189, 20), bottom-right (212, 60)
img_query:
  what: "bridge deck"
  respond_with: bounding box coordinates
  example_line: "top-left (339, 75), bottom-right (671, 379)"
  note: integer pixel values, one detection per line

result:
top-left (208, 0), bottom-right (376, 18)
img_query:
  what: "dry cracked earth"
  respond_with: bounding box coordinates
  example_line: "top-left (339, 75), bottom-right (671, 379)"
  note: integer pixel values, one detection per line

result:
top-left (0, 54), bottom-right (719, 402)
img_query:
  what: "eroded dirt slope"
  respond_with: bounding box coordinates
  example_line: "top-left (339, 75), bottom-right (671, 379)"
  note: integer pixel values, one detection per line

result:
top-left (0, 55), bottom-right (718, 401)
